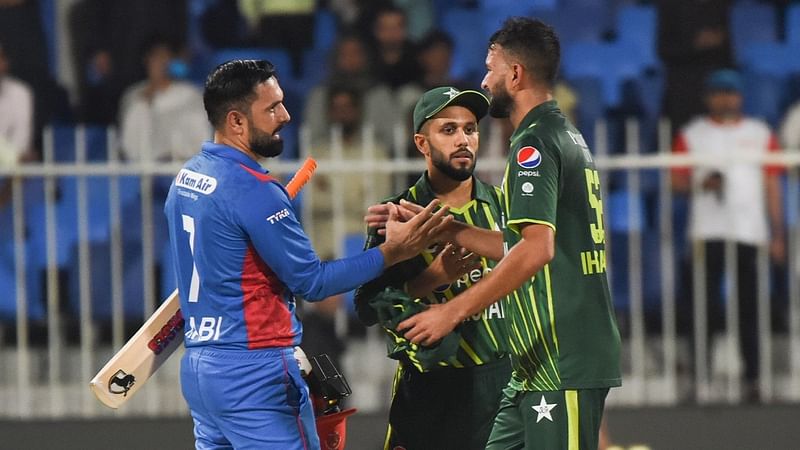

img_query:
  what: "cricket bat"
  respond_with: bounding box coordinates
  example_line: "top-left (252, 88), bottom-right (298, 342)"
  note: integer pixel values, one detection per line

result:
top-left (90, 157), bottom-right (317, 409)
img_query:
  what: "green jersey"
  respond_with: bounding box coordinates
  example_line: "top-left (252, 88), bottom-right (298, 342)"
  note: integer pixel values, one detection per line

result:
top-left (355, 172), bottom-right (509, 372)
top-left (501, 100), bottom-right (621, 391)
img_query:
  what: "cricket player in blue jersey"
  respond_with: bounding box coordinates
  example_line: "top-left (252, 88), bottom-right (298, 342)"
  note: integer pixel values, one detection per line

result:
top-left (164, 59), bottom-right (451, 450)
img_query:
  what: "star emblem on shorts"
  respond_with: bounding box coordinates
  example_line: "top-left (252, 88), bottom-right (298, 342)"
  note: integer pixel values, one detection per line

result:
top-left (532, 395), bottom-right (557, 423)
top-left (443, 87), bottom-right (460, 99)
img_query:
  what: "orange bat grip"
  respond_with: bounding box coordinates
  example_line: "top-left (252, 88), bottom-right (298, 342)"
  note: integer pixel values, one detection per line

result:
top-left (285, 157), bottom-right (317, 199)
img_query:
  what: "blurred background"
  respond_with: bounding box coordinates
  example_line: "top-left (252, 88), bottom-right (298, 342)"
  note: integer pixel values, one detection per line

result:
top-left (0, 0), bottom-right (799, 448)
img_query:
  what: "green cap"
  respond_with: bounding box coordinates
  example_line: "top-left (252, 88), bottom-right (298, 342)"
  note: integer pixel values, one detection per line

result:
top-left (412, 87), bottom-right (490, 132)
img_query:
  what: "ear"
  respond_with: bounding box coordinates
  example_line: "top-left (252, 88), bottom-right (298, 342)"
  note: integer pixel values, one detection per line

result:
top-left (226, 110), bottom-right (246, 135)
top-left (413, 133), bottom-right (429, 157)
top-left (509, 63), bottom-right (524, 90)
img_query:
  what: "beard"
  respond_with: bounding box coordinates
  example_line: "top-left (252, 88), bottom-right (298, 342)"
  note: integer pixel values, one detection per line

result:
top-left (431, 144), bottom-right (475, 182)
top-left (487, 83), bottom-right (513, 119)
top-left (249, 126), bottom-right (284, 158)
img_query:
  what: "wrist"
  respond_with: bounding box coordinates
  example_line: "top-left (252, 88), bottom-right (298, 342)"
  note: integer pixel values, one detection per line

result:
top-left (378, 242), bottom-right (403, 267)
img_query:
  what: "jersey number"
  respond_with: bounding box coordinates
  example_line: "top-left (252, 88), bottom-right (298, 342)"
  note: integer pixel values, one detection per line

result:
top-left (584, 169), bottom-right (605, 244)
top-left (182, 214), bottom-right (200, 302)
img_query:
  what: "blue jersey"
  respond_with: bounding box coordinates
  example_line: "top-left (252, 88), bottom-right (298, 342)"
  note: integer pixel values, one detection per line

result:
top-left (165, 142), bottom-right (384, 350)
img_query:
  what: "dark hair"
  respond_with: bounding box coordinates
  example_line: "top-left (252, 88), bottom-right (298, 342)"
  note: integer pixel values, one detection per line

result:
top-left (203, 59), bottom-right (276, 128)
top-left (489, 17), bottom-right (560, 86)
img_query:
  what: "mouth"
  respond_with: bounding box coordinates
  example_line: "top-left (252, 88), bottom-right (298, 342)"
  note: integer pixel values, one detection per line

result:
top-left (451, 150), bottom-right (474, 163)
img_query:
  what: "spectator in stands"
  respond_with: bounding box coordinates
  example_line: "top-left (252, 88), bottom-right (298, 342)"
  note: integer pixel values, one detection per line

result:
top-left (1, 0), bottom-right (71, 151)
top-left (306, 85), bottom-right (391, 259)
top-left (672, 69), bottom-right (785, 402)
top-left (302, 32), bottom-right (394, 145)
top-left (657, 0), bottom-right (734, 132)
top-left (69, 0), bottom-right (187, 124)
top-left (367, 5), bottom-right (421, 90)
top-left (0, 40), bottom-right (33, 165)
top-left (118, 37), bottom-right (209, 162)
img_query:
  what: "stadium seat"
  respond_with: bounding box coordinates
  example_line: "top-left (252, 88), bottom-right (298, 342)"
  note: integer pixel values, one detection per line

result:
top-left (743, 72), bottom-right (785, 127)
top-left (193, 47), bottom-right (294, 85)
top-left (66, 241), bottom-right (146, 321)
top-left (440, 8), bottom-right (491, 83)
top-left (731, 2), bottom-right (778, 64)
top-left (568, 77), bottom-right (604, 149)
top-left (788, 4), bottom-right (800, 44)
top-left (616, 5), bottom-right (658, 68)
top-left (313, 8), bottom-right (338, 52)
top-left (739, 42), bottom-right (800, 77)
top-left (562, 41), bottom-right (647, 107)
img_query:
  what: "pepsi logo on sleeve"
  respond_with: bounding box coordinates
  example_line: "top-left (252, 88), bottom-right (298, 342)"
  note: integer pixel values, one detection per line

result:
top-left (517, 146), bottom-right (542, 168)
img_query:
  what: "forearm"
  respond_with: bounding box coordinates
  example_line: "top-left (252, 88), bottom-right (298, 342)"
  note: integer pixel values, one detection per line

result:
top-left (405, 266), bottom-right (444, 299)
top-left (766, 175), bottom-right (784, 238)
top-left (450, 221), bottom-right (504, 261)
top-left (443, 237), bottom-right (549, 321)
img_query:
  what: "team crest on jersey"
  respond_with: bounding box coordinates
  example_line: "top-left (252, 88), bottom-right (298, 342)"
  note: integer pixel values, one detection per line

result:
top-left (516, 146), bottom-right (542, 169)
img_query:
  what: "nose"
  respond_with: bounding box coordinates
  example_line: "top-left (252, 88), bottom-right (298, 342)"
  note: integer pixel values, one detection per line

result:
top-left (454, 127), bottom-right (469, 146)
top-left (278, 103), bottom-right (291, 124)
top-left (480, 73), bottom-right (489, 92)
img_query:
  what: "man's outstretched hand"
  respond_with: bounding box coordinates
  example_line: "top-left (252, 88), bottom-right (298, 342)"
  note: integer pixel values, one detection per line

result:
top-left (379, 199), bottom-right (453, 267)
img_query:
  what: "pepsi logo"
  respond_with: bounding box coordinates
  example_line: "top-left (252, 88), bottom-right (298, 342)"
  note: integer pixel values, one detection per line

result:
top-left (516, 146), bottom-right (542, 169)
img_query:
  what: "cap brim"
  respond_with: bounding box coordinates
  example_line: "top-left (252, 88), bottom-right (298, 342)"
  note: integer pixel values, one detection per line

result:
top-left (423, 90), bottom-right (490, 126)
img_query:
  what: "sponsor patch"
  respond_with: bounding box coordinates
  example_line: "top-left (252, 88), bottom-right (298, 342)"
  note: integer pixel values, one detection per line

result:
top-left (521, 182), bottom-right (534, 196)
top-left (516, 146), bottom-right (542, 169)
top-left (176, 169), bottom-right (218, 195)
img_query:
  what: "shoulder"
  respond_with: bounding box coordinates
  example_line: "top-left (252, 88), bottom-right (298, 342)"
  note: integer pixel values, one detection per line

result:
top-left (741, 117), bottom-right (772, 134)
top-left (2, 77), bottom-right (32, 97)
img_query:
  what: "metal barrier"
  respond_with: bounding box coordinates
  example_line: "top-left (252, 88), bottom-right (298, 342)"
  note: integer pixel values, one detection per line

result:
top-left (0, 120), bottom-right (798, 418)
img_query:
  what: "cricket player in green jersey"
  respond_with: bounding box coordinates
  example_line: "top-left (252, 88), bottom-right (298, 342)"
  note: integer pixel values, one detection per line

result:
top-left (355, 86), bottom-right (511, 450)
top-left (394, 18), bottom-right (622, 450)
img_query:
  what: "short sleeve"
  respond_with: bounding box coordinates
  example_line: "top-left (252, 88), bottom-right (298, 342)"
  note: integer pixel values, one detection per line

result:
top-left (505, 135), bottom-right (559, 233)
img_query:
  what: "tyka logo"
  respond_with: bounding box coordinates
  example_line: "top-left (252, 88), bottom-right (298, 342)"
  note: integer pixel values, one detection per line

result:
top-left (108, 370), bottom-right (136, 396)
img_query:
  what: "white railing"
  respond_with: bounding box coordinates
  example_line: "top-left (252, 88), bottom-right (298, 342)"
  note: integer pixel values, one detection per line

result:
top-left (0, 120), bottom-right (798, 418)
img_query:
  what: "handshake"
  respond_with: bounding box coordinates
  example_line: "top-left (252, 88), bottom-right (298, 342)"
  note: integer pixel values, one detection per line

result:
top-left (369, 199), bottom-right (456, 268)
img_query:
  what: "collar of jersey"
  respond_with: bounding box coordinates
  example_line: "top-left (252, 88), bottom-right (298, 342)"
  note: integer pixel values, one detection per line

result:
top-left (410, 171), bottom-right (495, 206)
top-left (510, 100), bottom-right (559, 145)
top-left (201, 141), bottom-right (270, 174)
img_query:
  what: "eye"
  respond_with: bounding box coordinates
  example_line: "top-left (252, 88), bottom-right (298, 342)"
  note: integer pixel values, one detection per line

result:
top-left (442, 125), bottom-right (455, 134)
top-left (465, 125), bottom-right (477, 134)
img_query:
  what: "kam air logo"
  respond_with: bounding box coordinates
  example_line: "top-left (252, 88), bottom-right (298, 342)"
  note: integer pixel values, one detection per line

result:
top-left (516, 146), bottom-right (542, 169)
top-left (108, 369), bottom-right (135, 396)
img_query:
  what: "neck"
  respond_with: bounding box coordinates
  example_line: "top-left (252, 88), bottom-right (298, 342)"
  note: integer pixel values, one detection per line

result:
top-left (509, 88), bottom-right (553, 129)
top-left (214, 131), bottom-right (259, 161)
top-left (428, 169), bottom-right (473, 208)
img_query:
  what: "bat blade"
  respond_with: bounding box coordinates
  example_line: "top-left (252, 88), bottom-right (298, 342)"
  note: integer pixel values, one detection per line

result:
top-left (89, 290), bottom-right (184, 409)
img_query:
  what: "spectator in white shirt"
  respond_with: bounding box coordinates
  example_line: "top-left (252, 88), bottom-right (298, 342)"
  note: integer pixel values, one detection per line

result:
top-left (0, 40), bottom-right (33, 167)
top-left (672, 69), bottom-right (785, 402)
top-left (119, 37), bottom-right (210, 163)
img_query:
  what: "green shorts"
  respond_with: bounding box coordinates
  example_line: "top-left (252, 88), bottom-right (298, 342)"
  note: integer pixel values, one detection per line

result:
top-left (486, 387), bottom-right (609, 450)
top-left (384, 356), bottom-right (511, 450)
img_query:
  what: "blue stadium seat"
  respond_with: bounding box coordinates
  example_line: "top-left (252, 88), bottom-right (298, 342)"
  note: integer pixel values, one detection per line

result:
top-left (743, 72), bottom-right (785, 127)
top-left (440, 8), bottom-right (491, 83)
top-left (537, 4), bottom-right (611, 45)
top-left (193, 48), bottom-right (294, 85)
top-left (788, 4), bottom-right (800, 44)
top-left (313, 8), bottom-right (338, 52)
top-left (66, 241), bottom-right (146, 321)
top-left (616, 5), bottom-right (658, 68)
top-left (740, 42), bottom-right (800, 77)
top-left (568, 77), bottom-right (604, 149)
top-left (731, 2), bottom-right (778, 64)
top-left (607, 190), bottom-right (645, 233)
top-left (562, 42), bottom-right (647, 107)
top-left (49, 125), bottom-right (111, 162)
